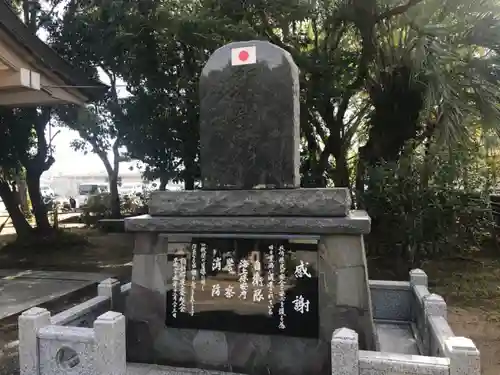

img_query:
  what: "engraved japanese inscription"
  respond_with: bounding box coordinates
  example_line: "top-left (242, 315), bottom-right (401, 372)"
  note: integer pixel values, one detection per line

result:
top-left (165, 238), bottom-right (319, 338)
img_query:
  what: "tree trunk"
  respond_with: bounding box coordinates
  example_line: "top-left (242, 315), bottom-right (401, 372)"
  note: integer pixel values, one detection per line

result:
top-left (309, 168), bottom-right (327, 188)
top-left (91, 139), bottom-right (122, 219)
top-left (15, 175), bottom-right (29, 214)
top-left (26, 170), bottom-right (52, 233)
top-left (333, 151), bottom-right (350, 188)
top-left (16, 107), bottom-right (55, 234)
top-left (184, 175), bottom-right (195, 191)
top-left (109, 142), bottom-right (122, 219)
top-left (0, 181), bottom-right (33, 237)
top-left (159, 175), bottom-right (168, 191)
top-left (354, 146), bottom-right (369, 208)
top-left (183, 152), bottom-right (197, 191)
top-left (108, 172), bottom-right (121, 219)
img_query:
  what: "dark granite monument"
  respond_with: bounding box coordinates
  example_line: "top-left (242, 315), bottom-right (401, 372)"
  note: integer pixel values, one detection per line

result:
top-left (199, 40), bottom-right (300, 190)
top-left (124, 40), bottom-right (375, 375)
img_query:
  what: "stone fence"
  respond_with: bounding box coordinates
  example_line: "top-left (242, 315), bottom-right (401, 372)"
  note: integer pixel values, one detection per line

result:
top-left (18, 271), bottom-right (481, 375)
top-left (335, 269), bottom-right (481, 375)
top-left (19, 280), bottom-right (130, 375)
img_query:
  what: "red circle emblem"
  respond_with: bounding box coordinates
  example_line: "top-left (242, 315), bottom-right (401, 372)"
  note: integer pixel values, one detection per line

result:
top-left (238, 50), bottom-right (249, 62)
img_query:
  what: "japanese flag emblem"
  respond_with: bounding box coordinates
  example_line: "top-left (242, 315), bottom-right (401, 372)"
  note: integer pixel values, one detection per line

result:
top-left (231, 46), bottom-right (257, 66)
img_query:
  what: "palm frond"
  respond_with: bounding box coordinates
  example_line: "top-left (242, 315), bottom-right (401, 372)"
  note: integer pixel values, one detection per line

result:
top-left (370, 0), bottom-right (500, 149)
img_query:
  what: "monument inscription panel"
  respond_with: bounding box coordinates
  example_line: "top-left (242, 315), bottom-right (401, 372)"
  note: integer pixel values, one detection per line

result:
top-left (165, 238), bottom-right (319, 339)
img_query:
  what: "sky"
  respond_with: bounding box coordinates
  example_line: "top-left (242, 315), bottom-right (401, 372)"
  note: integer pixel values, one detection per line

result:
top-left (43, 74), bottom-right (138, 177)
top-left (46, 128), bottom-right (141, 176)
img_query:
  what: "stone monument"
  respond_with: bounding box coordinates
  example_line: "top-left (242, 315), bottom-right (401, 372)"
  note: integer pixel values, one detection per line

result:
top-left (16, 40), bottom-right (482, 375)
top-left (123, 40), bottom-right (376, 375)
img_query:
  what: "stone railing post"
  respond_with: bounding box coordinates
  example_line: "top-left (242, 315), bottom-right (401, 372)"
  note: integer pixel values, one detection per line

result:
top-left (445, 336), bottom-right (480, 375)
top-left (98, 278), bottom-right (122, 311)
top-left (410, 268), bottom-right (428, 287)
top-left (422, 293), bottom-right (447, 355)
top-left (409, 269), bottom-right (430, 337)
top-left (94, 311), bottom-right (126, 375)
top-left (331, 328), bottom-right (359, 375)
top-left (424, 294), bottom-right (447, 320)
top-left (18, 307), bottom-right (51, 375)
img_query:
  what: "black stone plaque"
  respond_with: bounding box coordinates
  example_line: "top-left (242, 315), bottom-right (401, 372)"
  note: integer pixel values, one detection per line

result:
top-left (199, 40), bottom-right (300, 190)
top-left (165, 238), bottom-right (319, 339)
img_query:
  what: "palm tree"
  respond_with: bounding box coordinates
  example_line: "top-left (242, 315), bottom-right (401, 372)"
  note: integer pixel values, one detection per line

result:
top-left (356, 0), bottom-right (500, 192)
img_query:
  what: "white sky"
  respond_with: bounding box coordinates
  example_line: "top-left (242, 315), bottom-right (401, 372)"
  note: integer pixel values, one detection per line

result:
top-left (47, 126), bottom-right (141, 176)
top-left (43, 73), bottom-right (139, 177)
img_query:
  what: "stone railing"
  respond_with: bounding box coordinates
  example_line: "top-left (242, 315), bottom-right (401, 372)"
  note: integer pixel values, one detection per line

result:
top-left (334, 329), bottom-right (479, 375)
top-left (333, 269), bottom-right (481, 375)
top-left (18, 279), bottom-right (131, 375)
top-left (20, 308), bottom-right (125, 375)
top-left (50, 279), bottom-right (131, 327)
top-left (18, 271), bottom-right (480, 375)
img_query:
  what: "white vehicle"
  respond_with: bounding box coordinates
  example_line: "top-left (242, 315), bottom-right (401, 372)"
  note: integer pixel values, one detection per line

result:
top-left (77, 182), bottom-right (109, 207)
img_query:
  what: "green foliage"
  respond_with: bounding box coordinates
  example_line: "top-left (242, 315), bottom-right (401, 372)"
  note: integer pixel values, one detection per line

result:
top-left (38, 0), bottom-right (500, 269)
top-left (81, 193), bottom-right (114, 226)
top-left (359, 0), bottom-right (500, 177)
top-left (0, 108), bottom-right (35, 175)
top-left (46, 0), bottom-right (500, 191)
top-left (362, 149), bottom-right (494, 275)
top-left (113, 0), bottom-right (224, 187)
top-left (81, 193), bottom-right (146, 227)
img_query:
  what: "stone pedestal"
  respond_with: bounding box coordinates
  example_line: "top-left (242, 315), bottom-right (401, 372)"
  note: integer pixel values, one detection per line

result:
top-left (318, 235), bottom-right (375, 350)
top-left (124, 188), bottom-right (375, 375)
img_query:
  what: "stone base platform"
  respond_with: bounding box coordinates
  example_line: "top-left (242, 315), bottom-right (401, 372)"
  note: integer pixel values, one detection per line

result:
top-left (124, 211), bottom-right (370, 234)
top-left (124, 186), bottom-right (375, 374)
top-left (125, 230), bottom-right (375, 373)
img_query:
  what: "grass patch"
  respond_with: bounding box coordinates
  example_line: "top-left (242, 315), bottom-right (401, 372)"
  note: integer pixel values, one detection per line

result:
top-left (422, 257), bottom-right (500, 317)
top-left (370, 253), bottom-right (500, 321)
top-left (0, 227), bottom-right (134, 273)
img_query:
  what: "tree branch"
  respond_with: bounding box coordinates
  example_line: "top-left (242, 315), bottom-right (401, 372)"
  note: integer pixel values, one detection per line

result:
top-left (88, 136), bottom-right (114, 177)
top-left (376, 0), bottom-right (424, 22)
top-left (343, 103), bottom-right (370, 146)
top-left (256, 10), bottom-right (299, 59)
top-left (37, 0), bottom-right (64, 29)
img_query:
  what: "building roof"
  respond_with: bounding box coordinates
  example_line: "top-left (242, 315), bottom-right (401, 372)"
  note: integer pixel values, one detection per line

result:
top-left (0, 1), bottom-right (107, 101)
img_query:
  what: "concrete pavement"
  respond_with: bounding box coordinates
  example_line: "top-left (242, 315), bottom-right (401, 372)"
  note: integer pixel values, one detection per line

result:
top-left (0, 270), bottom-right (110, 320)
